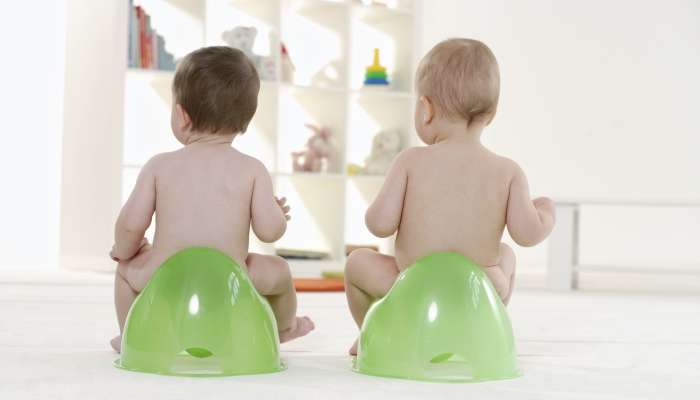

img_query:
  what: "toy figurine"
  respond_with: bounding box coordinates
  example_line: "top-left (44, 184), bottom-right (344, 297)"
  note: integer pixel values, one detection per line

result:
top-left (222, 26), bottom-right (277, 80)
top-left (364, 48), bottom-right (389, 87)
top-left (364, 129), bottom-right (401, 175)
top-left (292, 124), bottom-right (330, 172)
top-left (281, 43), bottom-right (295, 83)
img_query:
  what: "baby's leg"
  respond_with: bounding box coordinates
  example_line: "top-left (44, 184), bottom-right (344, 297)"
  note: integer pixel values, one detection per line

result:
top-left (344, 248), bottom-right (401, 355)
top-left (111, 243), bottom-right (154, 352)
top-left (481, 242), bottom-right (516, 306)
top-left (246, 253), bottom-right (314, 343)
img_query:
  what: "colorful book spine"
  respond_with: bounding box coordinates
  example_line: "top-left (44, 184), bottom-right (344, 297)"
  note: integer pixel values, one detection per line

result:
top-left (128, 5), bottom-right (177, 71)
top-left (145, 15), bottom-right (152, 69)
top-left (131, 6), bottom-right (140, 68)
top-left (127, 0), bottom-right (133, 67)
top-left (139, 6), bottom-right (146, 68)
top-left (151, 29), bottom-right (159, 70)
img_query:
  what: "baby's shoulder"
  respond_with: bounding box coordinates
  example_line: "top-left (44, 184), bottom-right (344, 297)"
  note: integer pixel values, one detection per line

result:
top-left (394, 146), bottom-right (425, 165)
top-left (141, 152), bottom-right (173, 174)
top-left (234, 150), bottom-right (268, 175)
top-left (483, 149), bottom-right (521, 176)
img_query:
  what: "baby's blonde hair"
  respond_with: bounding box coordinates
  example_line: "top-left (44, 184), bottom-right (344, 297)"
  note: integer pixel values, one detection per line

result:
top-left (415, 38), bottom-right (500, 124)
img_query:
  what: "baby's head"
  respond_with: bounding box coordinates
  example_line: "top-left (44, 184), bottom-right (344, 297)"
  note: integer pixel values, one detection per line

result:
top-left (414, 39), bottom-right (500, 142)
top-left (171, 46), bottom-right (259, 142)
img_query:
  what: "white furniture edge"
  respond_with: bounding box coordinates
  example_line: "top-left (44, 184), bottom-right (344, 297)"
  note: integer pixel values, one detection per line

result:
top-left (546, 199), bottom-right (700, 291)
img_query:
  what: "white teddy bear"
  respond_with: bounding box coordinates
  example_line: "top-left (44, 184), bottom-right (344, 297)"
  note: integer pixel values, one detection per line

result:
top-left (364, 129), bottom-right (401, 175)
top-left (222, 26), bottom-right (257, 58)
top-left (221, 26), bottom-right (276, 80)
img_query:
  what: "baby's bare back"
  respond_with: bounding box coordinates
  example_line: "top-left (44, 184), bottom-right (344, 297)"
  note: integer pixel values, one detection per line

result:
top-left (143, 145), bottom-right (257, 271)
top-left (395, 143), bottom-right (514, 270)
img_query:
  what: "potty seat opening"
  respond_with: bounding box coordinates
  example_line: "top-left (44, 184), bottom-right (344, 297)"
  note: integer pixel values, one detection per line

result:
top-left (423, 354), bottom-right (474, 381)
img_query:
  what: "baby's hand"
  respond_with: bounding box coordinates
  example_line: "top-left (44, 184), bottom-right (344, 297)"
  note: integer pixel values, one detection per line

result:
top-left (533, 197), bottom-right (556, 224)
top-left (110, 237), bottom-right (149, 262)
top-left (533, 197), bottom-right (554, 210)
top-left (276, 197), bottom-right (291, 221)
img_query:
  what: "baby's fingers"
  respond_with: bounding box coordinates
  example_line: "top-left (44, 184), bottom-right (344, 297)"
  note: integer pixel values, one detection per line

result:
top-left (277, 197), bottom-right (287, 207)
top-left (282, 205), bottom-right (290, 214)
top-left (285, 215), bottom-right (291, 221)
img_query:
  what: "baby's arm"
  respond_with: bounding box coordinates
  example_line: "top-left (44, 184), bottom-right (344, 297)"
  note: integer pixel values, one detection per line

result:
top-left (506, 163), bottom-right (556, 247)
top-left (251, 161), bottom-right (288, 243)
top-left (365, 149), bottom-right (412, 238)
top-left (112, 157), bottom-right (157, 261)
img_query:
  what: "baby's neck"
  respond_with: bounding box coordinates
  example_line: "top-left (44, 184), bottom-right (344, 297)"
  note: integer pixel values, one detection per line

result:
top-left (185, 131), bottom-right (238, 146)
top-left (433, 118), bottom-right (487, 146)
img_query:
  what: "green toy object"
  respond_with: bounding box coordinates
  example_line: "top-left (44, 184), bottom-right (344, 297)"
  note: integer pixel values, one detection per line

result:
top-left (352, 252), bottom-right (522, 382)
top-left (114, 247), bottom-right (286, 377)
top-left (364, 48), bottom-right (389, 86)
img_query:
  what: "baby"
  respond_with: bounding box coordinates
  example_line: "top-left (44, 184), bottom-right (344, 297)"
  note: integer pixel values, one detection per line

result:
top-left (345, 39), bottom-right (556, 355)
top-left (109, 46), bottom-right (314, 352)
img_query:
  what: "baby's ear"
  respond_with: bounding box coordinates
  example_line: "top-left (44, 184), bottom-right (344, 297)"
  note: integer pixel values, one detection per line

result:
top-left (420, 96), bottom-right (434, 124)
top-left (176, 104), bottom-right (192, 130)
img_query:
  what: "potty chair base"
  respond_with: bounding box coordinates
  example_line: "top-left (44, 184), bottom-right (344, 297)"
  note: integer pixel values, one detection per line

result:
top-left (351, 356), bottom-right (522, 383)
top-left (115, 247), bottom-right (286, 377)
top-left (114, 356), bottom-right (287, 378)
top-left (353, 252), bottom-right (522, 383)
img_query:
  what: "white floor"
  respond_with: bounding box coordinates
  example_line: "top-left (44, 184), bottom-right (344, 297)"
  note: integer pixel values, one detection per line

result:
top-left (1, 270), bottom-right (699, 399)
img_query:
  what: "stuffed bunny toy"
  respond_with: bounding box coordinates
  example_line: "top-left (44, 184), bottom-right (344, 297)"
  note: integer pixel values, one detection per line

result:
top-left (292, 124), bottom-right (330, 172)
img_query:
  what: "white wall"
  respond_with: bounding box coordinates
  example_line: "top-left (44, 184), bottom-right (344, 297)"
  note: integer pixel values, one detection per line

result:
top-left (0, 1), bottom-right (67, 269)
top-left (422, 1), bottom-right (700, 271)
top-left (0, 0), bottom-right (698, 274)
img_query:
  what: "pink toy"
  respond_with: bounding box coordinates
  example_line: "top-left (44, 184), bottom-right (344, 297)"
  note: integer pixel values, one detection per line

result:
top-left (291, 124), bottom-right (330, 172)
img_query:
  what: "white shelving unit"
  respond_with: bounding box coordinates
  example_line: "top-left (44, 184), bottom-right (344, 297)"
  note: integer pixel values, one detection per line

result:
top-left (121, 0), bottom-right (421, 276)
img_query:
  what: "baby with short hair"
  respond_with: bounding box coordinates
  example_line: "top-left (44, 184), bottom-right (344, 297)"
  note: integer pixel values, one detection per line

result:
top-left (109, 46), bottom-right (314, 352)
top-left (345, 38), bottom-right (556, 355)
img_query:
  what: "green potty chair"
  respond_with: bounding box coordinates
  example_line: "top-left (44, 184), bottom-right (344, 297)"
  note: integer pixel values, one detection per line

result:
top-left (114, 247), bottom-right (286, 377)
top-left (352, 252), bottom-right (521, 382)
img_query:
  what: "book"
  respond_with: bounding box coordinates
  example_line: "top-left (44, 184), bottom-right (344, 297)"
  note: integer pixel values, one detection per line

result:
top-left (145, 14), bottom-right (151, 68)
top-left (151, 29), bottom-right (158, 69)
top-left (133, 7), bottom-right (140, 68)
top-left (127, 0), bottom-right (133, 67)
top-left (158, 35), bottom-right (177, 71)
top-left (138, 6), bottom-right (146, 68)
top-left (275, 249), bottom-right (330, 260)
top-left (128, 5), bottom-right (177, 71)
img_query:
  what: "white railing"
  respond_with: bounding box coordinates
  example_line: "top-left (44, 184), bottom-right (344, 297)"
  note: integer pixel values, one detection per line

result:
top-left (547, 198), bottom-right (700, 291)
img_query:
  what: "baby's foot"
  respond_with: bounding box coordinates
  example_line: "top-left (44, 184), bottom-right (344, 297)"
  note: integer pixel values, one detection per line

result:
top-left (279, 316), bottom-right (315, 343)
top-left (110, 335), bottom-right (122, 353)
top-left (349, 337), bottom-right (359, 356)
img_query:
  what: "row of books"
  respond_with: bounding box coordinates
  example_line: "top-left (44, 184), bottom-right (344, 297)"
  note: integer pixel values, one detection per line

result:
top-left (128, 2), bottom-right (177, 71)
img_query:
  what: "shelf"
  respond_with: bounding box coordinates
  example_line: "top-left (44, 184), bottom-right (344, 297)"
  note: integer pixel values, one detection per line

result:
top-left (278, 85), bottom-right (348, 174)
top-left (352, 3), bottom-right (414, 19)
top-left (287, 0), bottom-right (350, 88)
top-left (347, 93), bottom-right (413, 168)
top-left (235, 84), bottom-right (277, 171)
top-left (126, 67), bottom-right (175, 77)
top-left (132, 0), bottom-right (205, 59)
top-left (123, 71), bottom-right (180, 166)
top-left (275, 175), bottom-right (345, 260)
top-left (345, 176), bottom-right (395, 254)
top-left (352, 88), bottom-right (413, 98)
top-left (114, 0), bottom-right (418, 276)
top-left (208, 0), bottom-right (279, 57)
top-left (276, 172), bottom-right (346, 180)
top-left (291, 0), bottom-right (350, 14)
top-left (347, 173), bottom-right (386, 181)
top-left (286, 259), bottom-right (344, 277)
